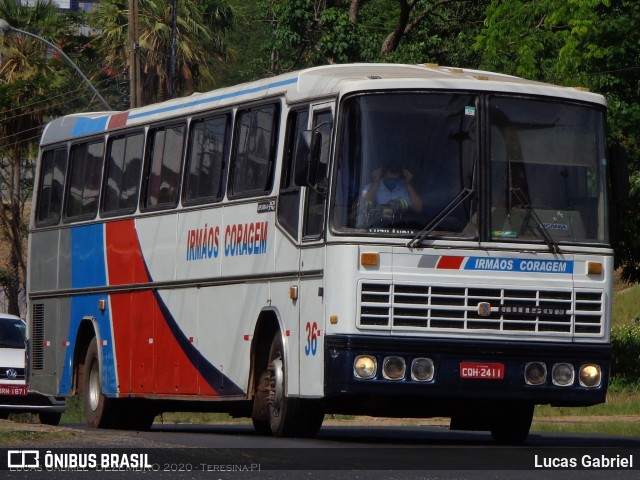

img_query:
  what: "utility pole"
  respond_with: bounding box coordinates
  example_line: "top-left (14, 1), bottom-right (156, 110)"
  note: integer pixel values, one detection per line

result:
top-left (169, 0), bottom-right (177, 99)
top-left (128, 0), bottom-right (142, 108)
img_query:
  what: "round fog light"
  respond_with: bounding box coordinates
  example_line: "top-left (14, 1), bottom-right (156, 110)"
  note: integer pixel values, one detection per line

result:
top-left (552, 363), bottom-right (575, 386)
top-left (354, 355), bottom-right (377, 379)
top-left (524, 362), bottom-right (547, 385)
top-left (579, 364), bottom-right (602, 388)
top-left (411, 358), bottom-right (435, 382)
top-left (382, 356), bottom-right (406, 380)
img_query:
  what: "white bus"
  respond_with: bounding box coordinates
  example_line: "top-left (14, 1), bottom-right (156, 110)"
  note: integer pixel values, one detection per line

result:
top-left (28, 63), bottom-right (614, 442)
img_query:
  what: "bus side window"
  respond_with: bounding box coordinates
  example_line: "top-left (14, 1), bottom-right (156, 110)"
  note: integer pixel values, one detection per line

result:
top-left (144, 124), bottom-right (185, 209)
top-left (229, 103), bottom-right (279, 198)
top-left (184, 114), bottom-right (230, 205)
top-left (102, 132), bottom-right (144, 215)
top-left (278, 108), bottom-right (309, 240)
top-left (36, 147), bottom-right (68, 226)
top-left (64, 140), bottom-right (105, 221)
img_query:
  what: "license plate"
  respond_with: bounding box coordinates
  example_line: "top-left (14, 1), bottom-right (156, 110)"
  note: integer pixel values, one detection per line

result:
top-left (460, 362), bottom-right (505, 380)
top-left (0, 385), bottom-right (28, 396)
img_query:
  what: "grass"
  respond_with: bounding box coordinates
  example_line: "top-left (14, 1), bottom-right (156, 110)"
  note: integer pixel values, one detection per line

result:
top-left (531, 422), bottom-right (640, 436)
top-left (612, 282), bottom-right (640, 328)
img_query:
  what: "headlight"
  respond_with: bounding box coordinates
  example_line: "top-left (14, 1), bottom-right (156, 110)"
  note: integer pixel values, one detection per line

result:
top-left (354, 355), bottom-right (377, 379)
top-left (524, 362), bottom-right (547, 385)
top-left (579, 364), bottom-right (602, 388)
top-left (382, 356), bottom-right (406, 380)
top-left (411, 358), bottom-right (435, 382)
top-left (552, 363), bottom-right (575, 386)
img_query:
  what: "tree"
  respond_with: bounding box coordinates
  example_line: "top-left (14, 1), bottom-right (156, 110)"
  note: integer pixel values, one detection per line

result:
top-left (257, 0), bottom-right (487, 76)
top-left (477, 0), bottom-right (640, 281)
top-left (0, 0), bottom-right (80, 315)
top-left (90, 0), bottom-right (234, 106)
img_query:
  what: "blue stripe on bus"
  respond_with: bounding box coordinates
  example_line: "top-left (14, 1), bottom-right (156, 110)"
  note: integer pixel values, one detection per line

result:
top-left (128, 77), bottom-right (299, 120)
top-left (71, 116), bottom-right (110, 137)
top-left (59, 225), bottom-right (118, 396)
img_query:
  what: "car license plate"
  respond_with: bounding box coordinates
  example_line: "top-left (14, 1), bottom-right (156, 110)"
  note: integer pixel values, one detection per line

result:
top-left (0, 385), bottom-right (28, 396)
top-left (460, 362), bottom-right (505, 380)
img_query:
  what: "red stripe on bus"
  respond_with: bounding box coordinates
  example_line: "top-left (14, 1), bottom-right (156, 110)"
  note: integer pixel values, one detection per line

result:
top-left (107, 112), bottom-right (129, 130)
top-left (105, 220), bottom-right (219, 397)
top-left (436, 255), bottom-right (465, 269)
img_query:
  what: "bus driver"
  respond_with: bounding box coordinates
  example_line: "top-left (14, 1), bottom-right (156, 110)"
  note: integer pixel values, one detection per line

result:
top-left (362, 161), bottom-right (423, 213)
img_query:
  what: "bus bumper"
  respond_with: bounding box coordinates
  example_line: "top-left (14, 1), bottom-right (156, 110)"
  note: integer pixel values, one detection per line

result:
top-left (323, 335), bottom-right (610, 416)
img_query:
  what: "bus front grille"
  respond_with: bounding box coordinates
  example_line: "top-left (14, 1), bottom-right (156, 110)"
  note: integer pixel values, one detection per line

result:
top-left (359, 282), bottom-right (604, 336)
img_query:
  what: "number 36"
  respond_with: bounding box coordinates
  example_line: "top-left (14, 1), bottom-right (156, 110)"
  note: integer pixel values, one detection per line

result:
top-left (305, 321), bottom-right (318, 356)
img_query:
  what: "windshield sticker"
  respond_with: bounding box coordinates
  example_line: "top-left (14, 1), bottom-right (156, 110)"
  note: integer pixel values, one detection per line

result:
top-left (492, 230), bottom-right (518, 238)
top-left (434, 255), bottom-right (573, 274)
top-left (465, 106), bottom-right (476, 116)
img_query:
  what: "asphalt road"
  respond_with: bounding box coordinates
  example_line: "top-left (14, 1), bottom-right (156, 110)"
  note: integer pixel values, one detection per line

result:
top-left (2, 422), bottom-right (639, 480)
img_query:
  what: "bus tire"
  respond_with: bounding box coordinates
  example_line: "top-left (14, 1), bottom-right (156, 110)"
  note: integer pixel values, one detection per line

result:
top-left (490, 403), bottom-right (534, 444)
top-left (265, 333), bottom-right (324, 437)
top-left (83, 337), bottom-right (114, 428)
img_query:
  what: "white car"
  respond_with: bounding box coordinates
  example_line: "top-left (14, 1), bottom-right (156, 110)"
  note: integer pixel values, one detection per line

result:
top-left (0, 313), bottom-right (65, 424)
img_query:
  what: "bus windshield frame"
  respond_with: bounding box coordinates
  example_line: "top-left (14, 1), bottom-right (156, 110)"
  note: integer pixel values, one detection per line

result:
top-left (330, 91), bottom-right (609, 247)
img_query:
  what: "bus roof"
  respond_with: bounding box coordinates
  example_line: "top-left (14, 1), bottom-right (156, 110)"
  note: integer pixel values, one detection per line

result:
top-left (40, 63), bottom-right (606, 146)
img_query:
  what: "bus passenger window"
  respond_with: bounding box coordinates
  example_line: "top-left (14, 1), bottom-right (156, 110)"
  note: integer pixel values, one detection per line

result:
top-left (64, 141), bottom-right (105, 220)
top-left (184, 114), bottom-right (229, 204)
top-left (230, 103), bottom-right (279, 198)
top-left (36, 148), bottom-right (67, 226)
top-left (144, 124), bottom-right (185, 209)
top-left (102, 132), bottom-right (144, 215)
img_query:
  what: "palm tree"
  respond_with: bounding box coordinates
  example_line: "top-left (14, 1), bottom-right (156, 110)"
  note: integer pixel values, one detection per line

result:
top-left (0, 0), bottom-right (74, 315)
top-left (91, 0), bottom-right (234, 106)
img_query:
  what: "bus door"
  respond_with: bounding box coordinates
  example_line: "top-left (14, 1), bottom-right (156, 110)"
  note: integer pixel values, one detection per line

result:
top-left (299, 103), bottom-right (334, 397)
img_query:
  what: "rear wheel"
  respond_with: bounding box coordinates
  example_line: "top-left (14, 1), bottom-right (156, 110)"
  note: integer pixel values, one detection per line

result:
top-left (84, 337), bottom-right (113, 428)
top-left (83, 337), bottom-right (155, 430)
top-left (252, 332), bottom-right (324, 437)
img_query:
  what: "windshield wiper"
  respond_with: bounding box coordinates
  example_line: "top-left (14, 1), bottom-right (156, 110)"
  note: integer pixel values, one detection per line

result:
top-left (510, 188), bottom-right (561, 254)
top-left (407, 188), bottom-right (474, 248)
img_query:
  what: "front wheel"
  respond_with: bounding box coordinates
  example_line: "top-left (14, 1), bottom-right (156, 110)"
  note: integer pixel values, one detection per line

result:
top-left (252, 332), bottom-right (324, 437)
top-left (490, 403), bottom-right (534, 444)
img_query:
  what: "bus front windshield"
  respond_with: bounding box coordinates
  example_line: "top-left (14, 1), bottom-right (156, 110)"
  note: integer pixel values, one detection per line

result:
top-left (488, 96), bottom-right (608, 245)
top-left (332, 92), bottom-right (608, 246)
top-left (333, 93), bottom-right (477, 237)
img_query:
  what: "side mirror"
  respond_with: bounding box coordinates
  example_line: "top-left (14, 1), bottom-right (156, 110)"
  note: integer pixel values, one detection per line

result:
top-left (294, 131), bottom-right (312, 187)
top-left (293, 122), bottom-right (332, 192)
top-left (307, 122), bottom-right (332, 193)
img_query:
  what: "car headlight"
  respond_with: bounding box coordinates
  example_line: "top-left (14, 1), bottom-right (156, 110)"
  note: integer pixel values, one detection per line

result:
top-left (354, 355), bottom-right (377, 379)
top-left (382, 356), bottom-right (406, 380)
top-left (524, 362), bottom-right (547, 385)
top-left (579, 364), bottom-right (602, 388)
top-left (552, 363), bottom-right (575, 386)
top-left (411, 358), bottom-right (435, 382)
